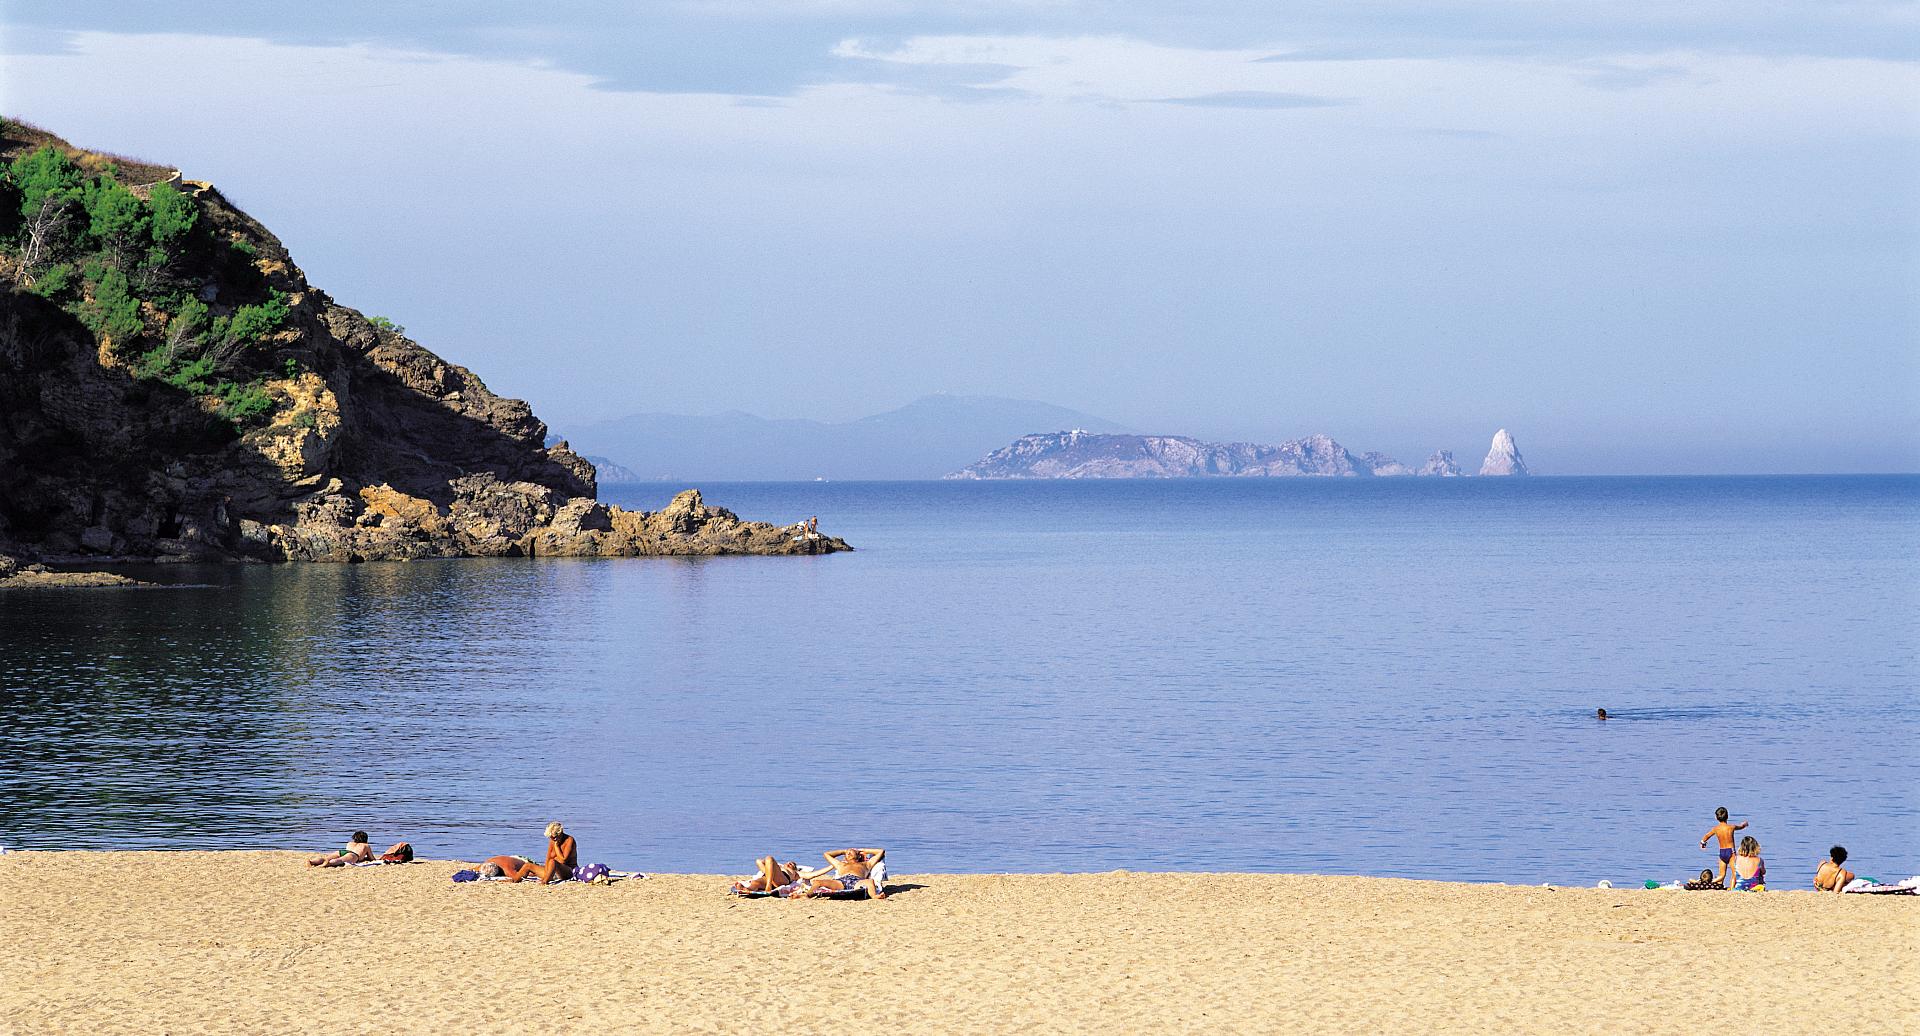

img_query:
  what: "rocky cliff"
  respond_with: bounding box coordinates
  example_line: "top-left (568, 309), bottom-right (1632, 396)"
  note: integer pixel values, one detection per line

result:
top-left (0, 124), bottom-right (847, 571)
top-left (1478, 429), bottom-right (1530, 476)
top-left (951, 432), bottom-right (1522, 479)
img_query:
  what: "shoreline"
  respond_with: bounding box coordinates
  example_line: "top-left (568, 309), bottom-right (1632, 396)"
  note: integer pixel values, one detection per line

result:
top-left (6, 851), bottom-right (1913, 1033)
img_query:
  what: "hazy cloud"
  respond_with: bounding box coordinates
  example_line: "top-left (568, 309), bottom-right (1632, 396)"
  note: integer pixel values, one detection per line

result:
top-left (3, 1), bottom-right (1916, 96)
top-left (1143, 90), bottom-right (1349, 109)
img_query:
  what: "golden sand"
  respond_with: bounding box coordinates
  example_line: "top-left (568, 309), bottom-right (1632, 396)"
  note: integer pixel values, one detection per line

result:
top-left (2, 852), bottom-right (1914, 1034)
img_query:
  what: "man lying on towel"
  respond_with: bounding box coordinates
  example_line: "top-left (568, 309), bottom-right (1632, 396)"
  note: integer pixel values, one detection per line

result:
top-left (792, 847), bottom-right (888, 899)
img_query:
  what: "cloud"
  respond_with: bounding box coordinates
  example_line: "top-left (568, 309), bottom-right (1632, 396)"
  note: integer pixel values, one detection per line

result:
top-left (4, 1), bottom-right (1917, 98)
top-left (1413, 127), bottom-right (1504, 140)
top-left (1575, 62), bottom-right (1701, 91)
top-left (1143, 90), bottom-right (1349, 109)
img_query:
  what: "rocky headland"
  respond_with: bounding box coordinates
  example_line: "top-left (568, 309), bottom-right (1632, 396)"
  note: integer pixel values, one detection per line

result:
top-left (0, 123), bottom-right (847, 580)
top-left (949, 430), bottom-right (1530, 479)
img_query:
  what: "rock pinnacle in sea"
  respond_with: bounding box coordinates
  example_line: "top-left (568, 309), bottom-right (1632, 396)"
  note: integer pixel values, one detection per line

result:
top-left (1478, 429), bottom-right (1529, 476)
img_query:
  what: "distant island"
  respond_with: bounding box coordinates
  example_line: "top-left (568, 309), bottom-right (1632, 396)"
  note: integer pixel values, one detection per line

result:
top-left (949, 429), bottom-right (1529, 479)
top-left (0, 122), bottom-right (847, 575)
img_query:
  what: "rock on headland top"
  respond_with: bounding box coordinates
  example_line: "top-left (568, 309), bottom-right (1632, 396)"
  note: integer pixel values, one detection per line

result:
top-left (0, 124), bottom-right (847, 565)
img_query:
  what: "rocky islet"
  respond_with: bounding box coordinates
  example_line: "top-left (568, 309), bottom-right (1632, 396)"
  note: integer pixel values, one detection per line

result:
top-left (950, 430), bottom-right (1530, 479)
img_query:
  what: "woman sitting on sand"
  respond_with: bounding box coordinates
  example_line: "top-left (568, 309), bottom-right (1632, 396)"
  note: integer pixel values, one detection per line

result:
top-left (1731, 836), bottom-right (1767, 892)
top-left (1815, 846), bottom-right (1855, 893)
top-left (307, 831), bottom-right (374, 868)
top-left (502, 822), bottom-right (577, 885)
top-left (788, 847), bottom-right (888, 900)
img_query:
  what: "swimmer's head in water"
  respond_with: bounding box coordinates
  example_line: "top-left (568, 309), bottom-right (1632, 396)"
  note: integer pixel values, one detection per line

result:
top-left (1831, 846), bottom-right (1848, 864)
top-left (1739, 836), bottom-right (1759, 855)
top-left (545, 822), bottom-right (565, 840)
top-left (352, 830), bottom-right (368, 843)
top-left (1715, 807), bottom-right (1729, 823)
top-left (1596, 708), bottom-right (1608, 720)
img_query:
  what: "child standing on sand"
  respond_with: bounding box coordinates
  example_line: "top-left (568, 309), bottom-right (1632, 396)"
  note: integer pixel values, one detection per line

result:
top-left (1699, 807), bottom-right (1748, 888)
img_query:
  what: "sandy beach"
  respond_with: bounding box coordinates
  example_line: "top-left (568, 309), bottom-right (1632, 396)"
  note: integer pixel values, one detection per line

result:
top-left (2, 852), bottom-right (1914, 1034)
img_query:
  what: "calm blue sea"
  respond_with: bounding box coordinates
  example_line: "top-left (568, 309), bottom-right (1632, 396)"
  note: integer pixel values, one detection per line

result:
top-left (2, 476), bottom-right (1915, 885)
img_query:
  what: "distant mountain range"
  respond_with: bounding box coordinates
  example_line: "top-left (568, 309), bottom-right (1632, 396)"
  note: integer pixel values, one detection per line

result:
top-left (558, 394), bottom-right (1129, 481)
top-left (948, 429), bottom-right (1529, 479)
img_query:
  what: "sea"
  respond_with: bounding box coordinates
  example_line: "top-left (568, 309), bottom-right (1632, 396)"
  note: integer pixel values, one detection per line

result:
top-left (2, 476), bottom-right (1915, 886)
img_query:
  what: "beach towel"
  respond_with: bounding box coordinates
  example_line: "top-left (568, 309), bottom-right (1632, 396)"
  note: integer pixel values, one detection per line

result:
top-left (1843, 876), bottom-right (1920, 895)
top-left (468, 866), bottom-right (643, 885)
top-left (729, 878), bottom-right (869, 899)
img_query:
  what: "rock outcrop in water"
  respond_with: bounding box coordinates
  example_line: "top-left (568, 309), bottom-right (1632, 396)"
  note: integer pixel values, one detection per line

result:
top-left (1478, 429), bottom-right (1530, 476)
top-left (950, 432), bottom-right (1520, 480)
top-left (0, 124), bottom-right (847, 566)
top-left (1361, 451), bottom-right (1413, 476)
top-left (1418, 450), bottom-right (1464, 477)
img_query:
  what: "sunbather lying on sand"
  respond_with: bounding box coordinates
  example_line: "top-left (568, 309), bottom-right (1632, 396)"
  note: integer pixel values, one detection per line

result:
top-left (789, 847), bottom-right (888, 900)
top-left (307, 831), bottom-right (373, 867)
top-left (480, 855), bottom-right (535, 879)
top-left (732, 856), bottom-right (802, 895)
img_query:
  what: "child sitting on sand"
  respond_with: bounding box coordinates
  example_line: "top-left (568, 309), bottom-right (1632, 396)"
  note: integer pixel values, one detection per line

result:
top-left (1682, 869), bottom-right (1724, 891)
top-left (307, 831), bottom-right (374, 868)
top-left (1815, 846), bottom-right (1855, 893)
top-left (1699, 807), bottom-right (1748, 888)
top-left (1731, 836), bottom-right (1766, 891)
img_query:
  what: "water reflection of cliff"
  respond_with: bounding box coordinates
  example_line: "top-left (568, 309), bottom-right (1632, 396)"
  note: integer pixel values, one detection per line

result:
top-left (0, 559), bottom-right (579, 850)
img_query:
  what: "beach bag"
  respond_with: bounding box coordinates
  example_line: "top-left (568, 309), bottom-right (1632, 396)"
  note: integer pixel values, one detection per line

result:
top-left (381, 842), bottom-right (414, 864)
top-left (574, 863), bottom-right (611, 885)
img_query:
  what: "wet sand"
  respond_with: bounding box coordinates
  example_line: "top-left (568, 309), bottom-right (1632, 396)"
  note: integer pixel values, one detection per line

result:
top-left (3, 852), bottom-right (1913, 1034)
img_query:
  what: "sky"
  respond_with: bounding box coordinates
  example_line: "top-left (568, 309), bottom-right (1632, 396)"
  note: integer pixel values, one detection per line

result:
top-left (1, 2), bottom-right (1915, 473)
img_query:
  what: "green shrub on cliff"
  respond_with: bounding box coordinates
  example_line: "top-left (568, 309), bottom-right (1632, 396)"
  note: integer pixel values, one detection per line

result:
top-left (11, 146), bottom-right (83, 220)
top-left (216, 380), bottom-right (275, 423)
top-left (29, 262), bottom-right (72, 298)
top-left (83, 176), bottom-right (149, 258)
top-left (225, 291), bottom-right (288, 344)
top-left (367, 315), bottom-right (405, 335)
top-left (78, 265), bottom-right (143, 342)
top-left (9, 147), bottom-right (84, 271)
top-left (146, 181), bottom-right (196, 250)
top-left (164, 354), bottom-right (216, 392)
